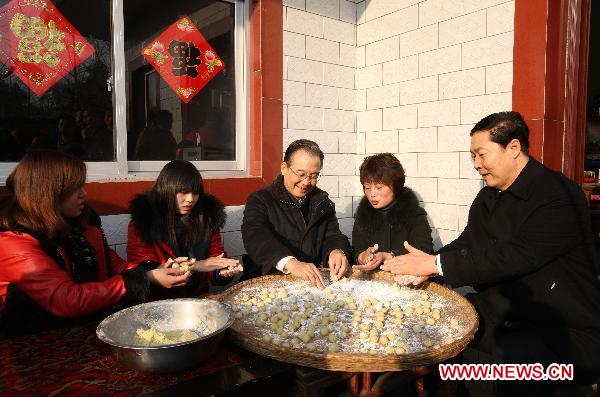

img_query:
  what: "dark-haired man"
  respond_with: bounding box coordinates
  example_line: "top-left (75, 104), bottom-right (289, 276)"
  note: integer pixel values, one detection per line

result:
top-left (242, 139), bottom-right (351, 289)
top-left (382, 111), bottom-right (600, 394)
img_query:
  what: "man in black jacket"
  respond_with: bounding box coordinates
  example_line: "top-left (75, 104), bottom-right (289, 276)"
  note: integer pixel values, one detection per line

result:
top-left (382, 112), bottom-right (600, 395)
top-left (241, 139), bottom-right (351, 288)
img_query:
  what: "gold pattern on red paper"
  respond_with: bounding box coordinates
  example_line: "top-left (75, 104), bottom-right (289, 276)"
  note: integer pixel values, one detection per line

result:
top-left (0, 0), bottom-right (95, 95)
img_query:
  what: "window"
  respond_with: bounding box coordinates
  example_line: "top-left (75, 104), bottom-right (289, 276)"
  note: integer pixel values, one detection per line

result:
top-left (0, 0), bottom-right (247, 182)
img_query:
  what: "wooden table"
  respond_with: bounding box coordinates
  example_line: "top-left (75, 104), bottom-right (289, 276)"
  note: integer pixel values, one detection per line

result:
top-left (0, 323), bottom-right (295, 396)
top-left (0, 322), bottom-right (457, 397)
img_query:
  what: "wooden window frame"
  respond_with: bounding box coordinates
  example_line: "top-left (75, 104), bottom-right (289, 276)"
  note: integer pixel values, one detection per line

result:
top-left (85, 0), bottom-right (282, 214)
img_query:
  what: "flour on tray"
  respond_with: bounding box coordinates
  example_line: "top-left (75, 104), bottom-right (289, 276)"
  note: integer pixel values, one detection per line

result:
top-left (225, 276), bottom-right (469, 356)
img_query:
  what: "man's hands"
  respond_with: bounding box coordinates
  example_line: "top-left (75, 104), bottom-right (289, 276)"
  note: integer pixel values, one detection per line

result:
top-left (380, 241), bottom-right (438, 286)
top-left (284, 259), bottom-right (325, 289)
top-left (328, 249), bottom-right (350, 279)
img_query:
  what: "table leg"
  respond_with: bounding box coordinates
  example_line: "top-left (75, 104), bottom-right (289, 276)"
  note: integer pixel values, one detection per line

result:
top-left (359, 372), bottom-right (372, 397)
top-left (348, 373), bottom-right (360, 397)
top-left (415, 375), bottom-right (424, 397)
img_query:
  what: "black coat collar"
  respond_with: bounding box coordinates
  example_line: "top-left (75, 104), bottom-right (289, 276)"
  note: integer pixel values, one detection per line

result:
top-left (354, 187), bottom-right (423, 234)
top-left (505, 157), bottom-right (544, 200)
top-left (482, 157), bottom-right (543, 211)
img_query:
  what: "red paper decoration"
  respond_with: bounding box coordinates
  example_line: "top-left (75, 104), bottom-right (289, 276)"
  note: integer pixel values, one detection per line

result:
top-left (0, 0), bottom-right (95, 96)
top-left (141, 16), bottom-right (225, 104)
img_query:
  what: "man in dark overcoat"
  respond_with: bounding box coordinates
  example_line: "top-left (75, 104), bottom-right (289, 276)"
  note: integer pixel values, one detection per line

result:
top-left (382, 111), bottom-right (600, 395)
top-left (241, 139), bottom-right (351, 288)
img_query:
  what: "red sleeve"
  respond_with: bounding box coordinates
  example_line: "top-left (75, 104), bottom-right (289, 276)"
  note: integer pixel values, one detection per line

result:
top-left (208, 230), bottom-right (225, 258)
top-left (127, 221), bottom-right (161, 264)
top-left (109, 247), bottom-right (138, 273)
top-left (0, 232), bottom-right (127, 318)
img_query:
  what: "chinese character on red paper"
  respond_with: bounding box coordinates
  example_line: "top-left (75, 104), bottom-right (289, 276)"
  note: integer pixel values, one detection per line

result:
top-left (141, 16), bottom-right (225, 103)
top-left (0, 0), bottom-right (95, 96)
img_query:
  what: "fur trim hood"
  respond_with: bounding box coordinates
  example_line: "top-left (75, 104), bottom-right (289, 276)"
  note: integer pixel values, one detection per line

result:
top-left (129, 193), bottom-right (226, 245)
top-left (354, 187), bottom-right (426, 234)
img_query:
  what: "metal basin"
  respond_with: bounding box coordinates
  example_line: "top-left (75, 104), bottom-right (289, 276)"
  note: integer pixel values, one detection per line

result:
top-left (96, 298), bottom-right (233, 373)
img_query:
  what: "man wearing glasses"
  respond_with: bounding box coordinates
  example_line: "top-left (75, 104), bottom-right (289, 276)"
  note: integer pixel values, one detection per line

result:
top-left (242, 139), bottom-right (351, 288)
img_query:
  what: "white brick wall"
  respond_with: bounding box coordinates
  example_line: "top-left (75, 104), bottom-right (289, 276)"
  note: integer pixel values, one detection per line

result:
top-left (350, 0), bottom-right (514, 246)
top-left (102, 1), bottom-right (515, 263)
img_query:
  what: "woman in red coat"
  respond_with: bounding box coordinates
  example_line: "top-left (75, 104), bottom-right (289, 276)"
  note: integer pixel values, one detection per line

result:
top-left (127, 160), bottom-right (241, 296)
top-left (0, 150), bottom-right (189, 338)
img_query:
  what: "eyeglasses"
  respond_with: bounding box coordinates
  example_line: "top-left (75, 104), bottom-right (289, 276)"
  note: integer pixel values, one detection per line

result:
top-left (288, 167), bottom-right (320, 182)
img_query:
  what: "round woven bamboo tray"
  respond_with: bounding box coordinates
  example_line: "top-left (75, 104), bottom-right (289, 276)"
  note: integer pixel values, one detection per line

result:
top-left (212, 270), bottom-right (478, 372)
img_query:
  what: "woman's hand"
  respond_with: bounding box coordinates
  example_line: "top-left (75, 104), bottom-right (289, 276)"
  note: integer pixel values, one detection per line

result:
top-left (219, 263), bottom-right (244, 278)
top-left (161, 257), bottom-right (194, 270)
top-left (285, 259), bottom-right (325, 289)
top-left (194, 253), bottom-right (239, 273)
top-left (354, 244), bottom-right (390, 271)
top-left (147, 267), bottom-right (191, 288)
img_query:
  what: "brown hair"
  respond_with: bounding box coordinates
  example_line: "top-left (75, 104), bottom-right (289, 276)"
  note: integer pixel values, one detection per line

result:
top-left (0, 150), bottom-right (86, 239)
top-left (359, 153), bottom-right (405, 195)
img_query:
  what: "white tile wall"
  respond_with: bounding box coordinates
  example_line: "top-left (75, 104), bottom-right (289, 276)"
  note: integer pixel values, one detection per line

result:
top-left (367, 84), bottom-right (400, 109)
top-left (418, 45), bottom-right (461, 77)
top-left (418, 99), bottom-right (461, 127)
top-left (382, 56), bottom-right (418, 84)
top-left (365, 130), bottom-right (399, 153)
top-left (398, 127), bottom-right (438, 153)
top-left (306, 36), bottom-right (340, 63)
top-left (438, 10), bottom-right (486, 47)
top-left (400, 76), bottom-right (438, 105)
top-left (323, 64), bottom-right (356, 88)
top-left (486, 62), bottom-right (513, 94)
top-left (462, 31), bottom-right (514, 69)
top-left (400, 24), bottom-right (438, 57)
top-left (340, 0), bottom-right (357, 23)
top-left (439, 68), bottom-right (485, 100)
top-left (381, 7), bottom-right (418, 39)
top-left (102, 1), bottom-right (515, 262)
top-left (306, 83), bottom-right (338, 109)
top-left (418, 152), bottom-right (460, 178)
top-left (356, 64), bottom-right (383, 89)
top-left (365, 36), bottom-right (399, 65)
top-left (307, 0), bottom-right (340, 19)
top-left (286, 8), bottom-right (324, 37)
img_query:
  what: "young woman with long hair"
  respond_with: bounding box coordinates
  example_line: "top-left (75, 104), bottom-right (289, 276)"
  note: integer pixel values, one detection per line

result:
top-left (127, 160), bottom-right (241, 296)
top-left (0, 150), bottom-right (189, 337)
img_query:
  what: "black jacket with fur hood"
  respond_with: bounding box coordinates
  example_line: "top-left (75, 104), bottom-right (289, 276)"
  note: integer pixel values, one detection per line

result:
top-left (352, 187), bottom-right (433, 263)
top-left (129, 193), bottom-right (226, 255)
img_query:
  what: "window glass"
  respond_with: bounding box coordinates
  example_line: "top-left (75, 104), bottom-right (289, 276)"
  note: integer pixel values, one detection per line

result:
top-left (0, 0), bottom-right (113, 162)
top-left (124, 0), bottom-right (236, 162)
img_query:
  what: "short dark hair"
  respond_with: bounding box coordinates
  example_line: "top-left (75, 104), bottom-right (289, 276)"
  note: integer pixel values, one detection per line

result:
top-left (359, 153), bottom-right (405, 195)
top-left (470, 111), bottom-right (530, 154)
top-left (284, 139), bottom-right (324, 167)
